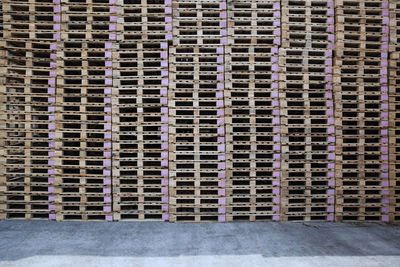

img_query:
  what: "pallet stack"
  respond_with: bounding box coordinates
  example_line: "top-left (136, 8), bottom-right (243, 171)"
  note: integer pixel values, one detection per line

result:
top-left (224, 0), bottom-right (281, 222)
top-left (1, 0), bottom-right (400, 222)
top-left (168, 0), bottom-right (227, 222)
top-left (279, 0), bottom-right (336, 222)
top-left (55, 0), bottom-right (116, 221)
top-left (111, 0), bottom-right (172, 221)
top-left (335, 0), bottom-right (390, 222)
top-left (389, 0), bottom-right (400, 222)
top-left (1, 0), bottom-right (60, 220)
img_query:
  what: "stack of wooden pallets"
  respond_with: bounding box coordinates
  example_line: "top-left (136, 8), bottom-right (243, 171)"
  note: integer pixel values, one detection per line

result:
top-left (168, 0), bottom-right (227, 222)
top-left (55, 0), bottom-right (115, 221)
top-left (279, 0), bottom-right (336, 222)
top-left (1, 0), bottom-right (60, 220)
top-left (334, 0), bottom-right (390, 222)
top-left (224, 0), bottom-right (281, 222)
top-left (1, 0), bottom-right (400, 222)
top-left (112, 0), bottom-right (171, 221)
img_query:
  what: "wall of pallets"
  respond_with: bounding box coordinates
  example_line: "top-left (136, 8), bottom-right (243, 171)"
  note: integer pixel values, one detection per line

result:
top-left (1, 0), bottom-right (400, 222)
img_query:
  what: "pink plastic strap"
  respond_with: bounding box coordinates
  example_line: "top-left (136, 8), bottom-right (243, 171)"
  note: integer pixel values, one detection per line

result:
top-left (103, 188), bottom-right (111, 194)
top-left (53, 24), bottom-right (61, 31)
top-left (165, 34), bottom-right (173, 40)
top-left (103, 206), bottom-right (111, 212)
top-left (218, 163), bottom-right (225, 170)
top-left (273, 206), bottom-right (280, 212)
top-left (109, 24), bottom-right (116, 31)
top-left (273, 171), bottom-right (280, 177)
top-left (165, 24), bottom-right (172, 31)
top-left (105, 78), bottom-right (112, 85)
top-left (273, 38), bottom-right (281, 45)
top-left (103, 160), bottom-right (111, 167)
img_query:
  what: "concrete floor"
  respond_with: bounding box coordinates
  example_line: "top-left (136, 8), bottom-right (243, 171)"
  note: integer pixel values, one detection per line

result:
top-left (0, 221), bottom-right (399, 267)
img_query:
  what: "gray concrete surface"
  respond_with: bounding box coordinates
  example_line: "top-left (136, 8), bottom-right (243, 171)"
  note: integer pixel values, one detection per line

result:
top-left (0, 221), bottom-right (399, 267)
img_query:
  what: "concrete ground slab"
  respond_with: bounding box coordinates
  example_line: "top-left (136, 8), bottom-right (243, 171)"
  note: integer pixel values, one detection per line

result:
top-left (0, 221), bottom-right (399, 267)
